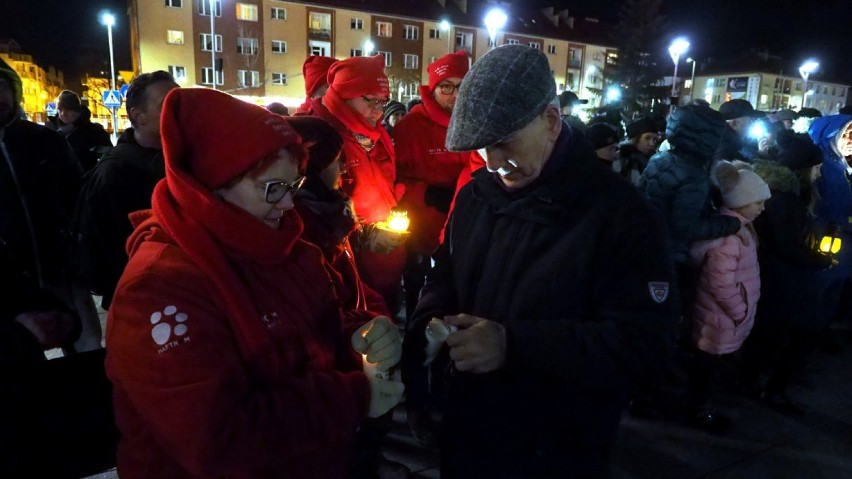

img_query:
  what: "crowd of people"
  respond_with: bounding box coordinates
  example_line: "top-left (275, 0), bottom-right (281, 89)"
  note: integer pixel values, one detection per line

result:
top-left (1, 42), bottom-right (850, 478)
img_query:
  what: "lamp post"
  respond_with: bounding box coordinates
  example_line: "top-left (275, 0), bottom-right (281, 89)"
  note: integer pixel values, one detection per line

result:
top-left (209, 0), bottom-right (217, 89)
top-left (799, 59), bottom-right (819, 109)
top-left (484, 7), bottom-right (508, 50)
top-left (439, 19), bottom-right (452, 54)
top-left (100, 11), bottom-right (118, 144)
top-left (364, 39), bottom-right (374, 56)
top-left (686, 57), bottom-right (697, 100)
top-left (668, 38), bottom-right (690, 101)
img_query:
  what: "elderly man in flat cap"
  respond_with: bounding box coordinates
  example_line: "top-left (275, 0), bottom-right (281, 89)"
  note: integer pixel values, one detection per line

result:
top-left (400, 45), bottom-right (678, 479)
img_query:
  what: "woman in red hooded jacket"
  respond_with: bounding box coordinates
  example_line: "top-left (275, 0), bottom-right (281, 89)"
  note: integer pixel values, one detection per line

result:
top-left (105, 88), bottom-right (403, 479)
top-left (303, 55), bottom-right (407, 307)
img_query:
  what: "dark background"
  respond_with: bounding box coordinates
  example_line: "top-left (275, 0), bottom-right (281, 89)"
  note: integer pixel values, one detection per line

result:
top-left (1, 0), bottom-right (849, 88)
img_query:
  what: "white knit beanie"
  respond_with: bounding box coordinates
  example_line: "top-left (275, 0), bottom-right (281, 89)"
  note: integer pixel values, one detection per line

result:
top-left (712, 160), bottom-right (771, 208)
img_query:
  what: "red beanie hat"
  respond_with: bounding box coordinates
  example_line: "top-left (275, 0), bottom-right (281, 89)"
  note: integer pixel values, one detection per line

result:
top-left (303, 55), bottom-right (338, 98)
top-left (326, 55), bottom-right (389, 100)
top-left (160, 88), bottom-right (301, 190)
top-left (427, 50), bottom-right (469, 92)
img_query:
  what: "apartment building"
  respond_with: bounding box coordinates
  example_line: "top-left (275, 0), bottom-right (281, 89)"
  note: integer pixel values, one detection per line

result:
top-left (694, 72), bottom-right (849, 115)
top-left (0, 39), bottom-right (66, 123)
top-left (129, 0), bottom-right (616, 109)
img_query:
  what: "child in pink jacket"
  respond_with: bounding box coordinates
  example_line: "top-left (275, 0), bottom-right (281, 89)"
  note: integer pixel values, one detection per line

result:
top-left (686, 160), bottom-right (771, 434)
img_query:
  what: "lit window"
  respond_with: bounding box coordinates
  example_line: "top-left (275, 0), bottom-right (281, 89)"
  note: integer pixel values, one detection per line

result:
top-left (237, 37), bottom-right (259, 55)
top-left (271, 73), bottom-right (287, 85)
top-left (309, 12), bottom-right (331, 38)
top-left (271, 7), bottom-right (286, 20)
top-left (351, 18), bottom-right (363, 30)
top-left (165, 0), bottom-right (182, 7)
top-left (236, 3), bottom-right (258, 21)
top-left (404, 25), bottom-right (419, 40)
top-left (547, 45), bottom-right (556, 55)
top-left (167, 30), bottom-right (184, 44)
top-left (200, 33), bottom-right (222, 52)
top-left (201, 67), bottom-right (223, 85)
top-left (168, 65), bottom-right (186, 82)
top-left (404, 54), bottom-right (418, 70)
top-left (377, 51), bottom-right (392, 67)
top-left (199, 0), bottom-right (221, 17)
top-left (271, 40), bottom-right (287, 54)
top-left (376, 22), bottom-right (392, 37)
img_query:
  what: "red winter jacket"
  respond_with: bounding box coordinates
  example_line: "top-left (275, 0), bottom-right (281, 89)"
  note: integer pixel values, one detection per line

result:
top-left (106, 210), bottom-right (371, 478)
top-left (394, 99), bottom-right (473, 254)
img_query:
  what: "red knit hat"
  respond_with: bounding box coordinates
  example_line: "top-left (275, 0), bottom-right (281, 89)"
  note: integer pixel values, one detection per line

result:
top-left (302, 55), bottom-right (338, 98)
top-left (427, 50), bottom-right (469, 92)
top-left (327, 55), bottom-right (389, 100)
top-left (160, 88), bottom-right (301, 190)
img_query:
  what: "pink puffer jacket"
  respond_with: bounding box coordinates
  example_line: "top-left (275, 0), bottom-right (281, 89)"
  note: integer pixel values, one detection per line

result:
top-left (689, 209), bottom-right (761, 355)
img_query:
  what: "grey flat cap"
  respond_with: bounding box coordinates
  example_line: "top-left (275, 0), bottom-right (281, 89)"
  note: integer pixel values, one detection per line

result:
top-left (446, 45), bottom-right (557, 151)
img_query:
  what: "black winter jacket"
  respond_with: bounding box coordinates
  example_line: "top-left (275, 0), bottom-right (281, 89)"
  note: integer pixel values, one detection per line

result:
top-left (640, 105), bottom-right (740, 263)
top-left (59, 107), bottom-right (112, 172)
top-left (72, 128), bottom-right (164, 309)
top-left (402, 125), bottom-right (677, 478)
top-left (752, 161), bottom-right (832, 326)
top-left (0, 116), bottom-right (82, 286)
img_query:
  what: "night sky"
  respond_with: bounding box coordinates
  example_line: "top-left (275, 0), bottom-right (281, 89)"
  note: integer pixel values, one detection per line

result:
top-left (1, 0), bottom-right (849, 89)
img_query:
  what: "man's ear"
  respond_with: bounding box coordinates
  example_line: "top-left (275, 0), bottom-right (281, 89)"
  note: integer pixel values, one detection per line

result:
top-left (544, 105), bottom-right (563, 139)
top-left (128, 106), bottom-right (143, 126)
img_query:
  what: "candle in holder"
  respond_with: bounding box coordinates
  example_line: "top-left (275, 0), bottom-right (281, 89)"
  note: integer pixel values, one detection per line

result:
top-left (819, 235), bottom-right (842, 255)
top-left (375, 209), bottom-right (410, 234)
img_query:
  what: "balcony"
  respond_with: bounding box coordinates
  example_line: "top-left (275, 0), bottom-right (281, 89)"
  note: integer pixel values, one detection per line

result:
top-left (309, 28), bottom-right (331, 40)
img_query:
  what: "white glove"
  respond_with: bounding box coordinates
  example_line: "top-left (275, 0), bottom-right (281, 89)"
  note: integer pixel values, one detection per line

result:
top-left (352, 316), bottom-right (402, 372)
top-left (366, 374), bottom-right (405, 418)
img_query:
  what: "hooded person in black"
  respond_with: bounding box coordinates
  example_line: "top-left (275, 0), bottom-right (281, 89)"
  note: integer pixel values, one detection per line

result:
top-left (54, 90), bottom-right (113, 172)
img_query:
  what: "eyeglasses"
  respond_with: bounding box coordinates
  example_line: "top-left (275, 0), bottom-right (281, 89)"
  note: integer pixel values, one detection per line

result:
top-left (437, 82), bottom-right (461, 95)
top-left (361, 96), bottom-right (390, 110)
top-left (263, 176), bottom-right (306, 204)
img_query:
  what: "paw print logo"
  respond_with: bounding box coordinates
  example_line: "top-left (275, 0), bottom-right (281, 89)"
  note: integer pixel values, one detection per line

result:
top-left (150, 305), bottom-right (189, 346)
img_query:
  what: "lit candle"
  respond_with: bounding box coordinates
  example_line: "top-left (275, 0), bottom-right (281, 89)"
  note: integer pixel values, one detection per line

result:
top-left (362, 354), bottom-right (389, 380)
top-left (375, 209), bottom-right (410, 233)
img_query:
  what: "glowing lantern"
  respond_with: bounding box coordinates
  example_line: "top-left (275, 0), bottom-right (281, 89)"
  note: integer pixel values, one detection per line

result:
top-left (378, 209), bottom-right (410, 233)
top-left (819, 235), bottom-right (842, 255)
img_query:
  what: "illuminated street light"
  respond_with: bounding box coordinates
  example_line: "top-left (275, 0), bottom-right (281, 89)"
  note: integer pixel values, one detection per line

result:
top-left (686, 57), bottom-right (697, 97)
top-left (484, 7), bottom-right (508, 49)
top-left (668, 38), bottom-right (690, 100)
top-left (364, 39), bottom-right (375, 56)
top-left (799, 59), bottom-right (819, 108)
top-left (100, 11), bottom-right (117, 143)
top-left (606, 86), bottom-right (621, 103)
top-left (439, 19), bottom-right (452, 53)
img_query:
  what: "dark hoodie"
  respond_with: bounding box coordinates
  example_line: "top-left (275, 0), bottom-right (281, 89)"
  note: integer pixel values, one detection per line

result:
top-left (639, 104), bottom-right (740, 262)
top-left (57, 105), bottom-right (112, 172)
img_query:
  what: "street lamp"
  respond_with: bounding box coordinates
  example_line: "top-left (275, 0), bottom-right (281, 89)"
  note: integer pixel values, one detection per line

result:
top-left (668, 38), bottom-right (690, 100)
top-left (100, 11), bottom-right (118, 144)
top-left (209, 0), bottom-right (217, 90)
top-left (364, 39), bottom-right (375, 56)
top-left (606, 86), bottom-right (621, 103)
top-left (686, 57), bottom-right (697, 99)
top-left (439, 19), bottom-right (452, 54)
top-left (484, 7), bottom-right (508, 49)
top-left (799, 59), bottom-right (819, 108)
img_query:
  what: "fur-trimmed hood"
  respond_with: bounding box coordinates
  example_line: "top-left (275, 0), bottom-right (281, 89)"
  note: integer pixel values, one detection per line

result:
top-left (753, 160), bottom-right (800, 195)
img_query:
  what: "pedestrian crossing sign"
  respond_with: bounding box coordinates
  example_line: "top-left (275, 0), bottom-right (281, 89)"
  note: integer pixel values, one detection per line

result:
top-left (103, 90), bottom-right (122, 108)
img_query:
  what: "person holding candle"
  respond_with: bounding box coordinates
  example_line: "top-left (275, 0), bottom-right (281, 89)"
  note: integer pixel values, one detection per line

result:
top-left (302, 55), bottom-right (407, 309)
top-left (105, 88), bottom-right (403, 479)
top-left (400, 45), bottom-right (678, 479)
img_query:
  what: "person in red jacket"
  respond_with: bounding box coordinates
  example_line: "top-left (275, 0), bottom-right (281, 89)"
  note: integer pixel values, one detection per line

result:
top-left (294, 55), bottom-right (338, 115)
top-left (303, 55), bottom-right (407, 309)
top-left (105, 88), bottom-right (403, 479)
top-left (393, 50), bottom-right (473, 314)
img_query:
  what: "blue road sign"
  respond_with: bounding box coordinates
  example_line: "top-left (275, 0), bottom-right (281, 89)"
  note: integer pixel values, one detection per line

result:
top-left (46, 101), bottom-right (57, 116)
top-left (119, 84), bottom-right (129, 99)
top-left (103, 90), bottom-right (122, 108)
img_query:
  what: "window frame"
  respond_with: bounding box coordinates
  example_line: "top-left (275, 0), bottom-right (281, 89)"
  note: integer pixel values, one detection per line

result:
top-left (201, 67), bottom-right (224, 86)
top-left (200, 33), bottom-right (223, 52)
top-left (237, 37), bottom-right (259, 55)
top-left (403, 53), bottom-right (419, 70)
top-left (235, 2), bottom-right (259, 21)
top-left (271, 72), bottom-right (287, 86)
top-left (168, 65), bottom-right (186, 81)
top-left (403, 25), bottom-right (419, 41)
top-left (351, 18), bottom-right (364, 30)
top-left (376, 21), bottom-right (392, 37)
top-left (199, 0), bottom-right (221, 17)
top-left (271, 40), bottom-right (287, 54)
top-left (237, 69), bottom-right (261, 88)
top-left (271, 7), bottom-right (287, 20)
top-left (165, 0), bottom-right (182, 8)
top-left (167, 30), bottom-right (185, 45)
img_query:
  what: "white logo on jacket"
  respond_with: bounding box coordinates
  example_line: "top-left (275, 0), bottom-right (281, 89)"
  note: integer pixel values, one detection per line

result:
top-left (648, 282), bottom-right (670, 303)
top-left (150, 305), bottom-right (191, 352)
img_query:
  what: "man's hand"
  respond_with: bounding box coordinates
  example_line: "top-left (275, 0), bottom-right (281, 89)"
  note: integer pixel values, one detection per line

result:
top-left (14, 311), bottom-right (76, 349)
top-left (445, 314), bottom-right (507, 373)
